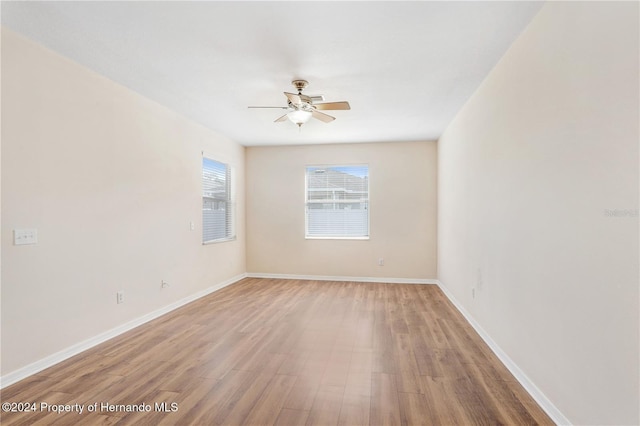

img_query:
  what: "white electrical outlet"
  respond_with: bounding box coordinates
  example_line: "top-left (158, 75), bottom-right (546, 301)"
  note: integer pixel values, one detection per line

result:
top-left (14, 229), bottom-right (38, 245)
top-left (472, 288), bottom-right (476, 299)
top-left (378, 258), bottom-right (384, 266)
top-left (161, 280), bottom-right (170, 288)
top-left (117, 291), bottom-right (124, 304)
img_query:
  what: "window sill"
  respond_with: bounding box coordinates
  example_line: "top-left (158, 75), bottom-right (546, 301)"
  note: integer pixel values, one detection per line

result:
top-left (305, 236), bottom-right (370, 241)
top-left (203, 236), bottom-right (236, 245)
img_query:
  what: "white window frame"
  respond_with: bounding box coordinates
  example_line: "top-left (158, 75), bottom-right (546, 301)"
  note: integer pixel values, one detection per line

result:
top-left (202, 155), bottom-right (235, 244)
top-left (305, 164), bottom-right (370, 240)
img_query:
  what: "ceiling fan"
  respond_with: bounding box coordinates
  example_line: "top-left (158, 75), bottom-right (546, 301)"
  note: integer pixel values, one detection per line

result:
top-left (248, 80), bottom-right (351, 128)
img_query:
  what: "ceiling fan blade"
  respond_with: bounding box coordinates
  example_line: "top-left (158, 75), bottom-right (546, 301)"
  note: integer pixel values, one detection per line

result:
top-left (285, 92), bottom-right (312, 104)
top-left (274, 114), bottom-right (289, 123)
top-left (248, 106), bottom-right (288, 109)
top-left (284, 92), bottom-right (301, 104)
top-left (313, 101), bottom-right (351, 111)
top-left (311, 110), bottom-right (335, 123)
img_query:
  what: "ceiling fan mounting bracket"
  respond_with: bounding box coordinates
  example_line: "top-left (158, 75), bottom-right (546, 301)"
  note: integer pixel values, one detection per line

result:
top-left (292, 79), bottom-right (309, 94)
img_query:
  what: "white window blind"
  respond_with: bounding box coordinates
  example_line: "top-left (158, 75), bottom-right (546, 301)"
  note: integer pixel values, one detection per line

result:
top-left (305, 165), bottom-right (369, 239)
top-left (202, 157), bottom-right (234, 243)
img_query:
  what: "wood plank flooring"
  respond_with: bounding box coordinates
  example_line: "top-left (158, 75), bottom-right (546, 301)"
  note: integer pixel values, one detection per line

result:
top-left (1, 278), bottom-right (553, 425)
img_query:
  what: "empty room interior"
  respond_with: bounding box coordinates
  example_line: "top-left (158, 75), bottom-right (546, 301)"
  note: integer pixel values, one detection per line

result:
top-left (1, 1), bottom-right (638, 425)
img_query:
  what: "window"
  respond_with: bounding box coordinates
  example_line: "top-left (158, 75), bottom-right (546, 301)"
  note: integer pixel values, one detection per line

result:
top-left (305, 165), bottom-right (369, 239)
top-left (202, 157), bottom-right (234, 243)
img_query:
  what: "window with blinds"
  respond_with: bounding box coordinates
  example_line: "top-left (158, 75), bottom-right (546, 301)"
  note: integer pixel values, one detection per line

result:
top-left (202, 157), bottom-right (234, 244)
top-left (305, 165), bottom-right (369, 239)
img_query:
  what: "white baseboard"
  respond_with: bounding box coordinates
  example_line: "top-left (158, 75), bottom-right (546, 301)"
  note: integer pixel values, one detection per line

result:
top-left (246, 272), bottom-right (437, 285)
top-left (436, 280), bottom-right (570, 426)
top-left (0, 273), bottom-right (247, 389)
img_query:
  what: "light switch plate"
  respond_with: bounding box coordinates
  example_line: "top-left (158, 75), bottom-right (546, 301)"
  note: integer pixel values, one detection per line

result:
top-left (14, 229), bottom-right (38, 245)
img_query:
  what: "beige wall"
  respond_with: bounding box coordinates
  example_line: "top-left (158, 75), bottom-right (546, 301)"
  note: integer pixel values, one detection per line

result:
top-left (1, 29), bottom-right (246, 375)
top-left (246, 141), bottom-right (437, 280)
top-left (438, 2), bottom-right (639, 424)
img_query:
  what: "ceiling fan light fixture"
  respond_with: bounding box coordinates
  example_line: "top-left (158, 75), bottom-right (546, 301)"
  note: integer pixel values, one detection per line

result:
top-left (248, 80), bottom-right (348, 127)
top-left (287, 109), bottom-right (312, 127)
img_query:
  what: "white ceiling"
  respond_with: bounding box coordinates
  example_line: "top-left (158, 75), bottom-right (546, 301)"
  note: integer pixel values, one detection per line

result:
top-left (1, 1), bottom-right (543, 146)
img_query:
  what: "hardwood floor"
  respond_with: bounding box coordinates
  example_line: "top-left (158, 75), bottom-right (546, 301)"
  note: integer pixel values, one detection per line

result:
top-left (1, 278), bottom-right (553, 425)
